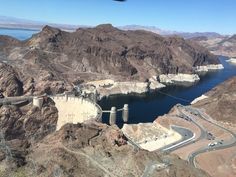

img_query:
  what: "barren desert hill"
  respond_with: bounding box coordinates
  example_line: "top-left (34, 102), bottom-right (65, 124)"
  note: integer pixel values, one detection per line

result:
top-left (193, 76), bottom-right (236, 124)
top-left (190, 34), bottom-right (236, 57)
top-left (0, 24), bottom-right (219, 85)
top-left (0, 96), bottom-right (210, 177)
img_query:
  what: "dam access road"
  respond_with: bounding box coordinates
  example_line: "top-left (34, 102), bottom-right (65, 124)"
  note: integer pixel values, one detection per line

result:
top-left (121, 102), bottom-right (236, 177)
top-left (160, 105), bottom-right (236, 177)
top-left (158, 105), bottom-right (236, 168)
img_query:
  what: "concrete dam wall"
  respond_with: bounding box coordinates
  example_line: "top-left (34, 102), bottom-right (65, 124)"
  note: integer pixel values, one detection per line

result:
top-left (50, 95), bottom-right (102, 130)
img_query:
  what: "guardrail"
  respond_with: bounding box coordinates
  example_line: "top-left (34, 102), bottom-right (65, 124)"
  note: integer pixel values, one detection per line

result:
top-left (163, 133), bottom-right (196, 151)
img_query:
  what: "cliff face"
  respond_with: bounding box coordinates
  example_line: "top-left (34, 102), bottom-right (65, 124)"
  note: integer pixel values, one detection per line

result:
top-left (0, 24), bottom-right (219, 86)
top-left (193, 76), bottom-right (236, 124)
top-left (0, 62), bottom-right (23, 97)
top-left (0, 98), bottom-right (58, 167)
top-left (0, 35), bottom-right (20, 48)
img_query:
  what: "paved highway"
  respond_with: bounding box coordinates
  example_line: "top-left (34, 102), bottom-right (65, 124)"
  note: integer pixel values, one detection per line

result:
top-left (162, 105), bottom-right (208, 152)
top-left (0, 96), bottom-right (33, 106)
top-left (161, 125), bottom-right (194, 152)
top-left (186, 106), bottom-right (236, 167)
top-left (161, 104), bottom-right (235, 168)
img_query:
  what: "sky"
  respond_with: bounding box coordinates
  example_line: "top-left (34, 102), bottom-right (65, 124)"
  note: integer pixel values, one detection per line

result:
top-left (0, 0), bottom-right (235, 34)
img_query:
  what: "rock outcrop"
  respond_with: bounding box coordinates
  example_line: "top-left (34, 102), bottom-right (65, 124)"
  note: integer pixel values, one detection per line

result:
top-left (159, 73), bottom-right (200, 85)
top-left (17, 122), bottom-right (209, 177)
top-left (0, 102), bottom-right (210, 177)
top-left (227, 57), bottom-right (236, 64)
top-left (0, 62), bottom-right (23, 97)
top-left (191, 34), bottom-right (236, 57)
top-left (193, 76), bottom-right (236, 124)
top-left (0, 25), bottom-right (220, 91)
top-left (194, 64), bottom-right (224, 72)
top-left (0, 98), bottom-right (58, 167)
top-left (86, 78), bottom-right (165, 99)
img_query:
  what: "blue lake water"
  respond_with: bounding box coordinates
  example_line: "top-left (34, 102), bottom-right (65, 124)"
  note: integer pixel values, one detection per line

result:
top-left (98, 56), bottom-right (236, 126)
top-left (0, 28), bottom-right (39, 40)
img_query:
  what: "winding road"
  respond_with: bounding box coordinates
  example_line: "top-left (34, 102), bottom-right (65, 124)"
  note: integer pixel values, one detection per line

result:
top-left (162, 105), bottom-right (207, 152)
top-left (160, 105), bottom-right (236, 168)
top-left (161, 125), bottom-right (194, 152)
top-left (185, 106), bottom-right (236, 167)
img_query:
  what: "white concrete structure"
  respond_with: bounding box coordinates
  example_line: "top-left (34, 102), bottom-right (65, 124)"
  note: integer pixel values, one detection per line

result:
top-left (122, 123), bottom-right (182, 151)
top-left (51, 95), bottom-right (102, 130)
top-left (163, 133), bottom-right (196, 151)
top-left (122, 104), bottom-right (129, 123)
top-left (109, 107), bottom-right (117, 125)
top-left (33, 97), bottom-right (44, 109)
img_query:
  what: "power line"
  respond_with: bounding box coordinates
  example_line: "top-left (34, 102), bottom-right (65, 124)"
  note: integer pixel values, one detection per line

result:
top-left (157, 90), bottom-right (191, 103)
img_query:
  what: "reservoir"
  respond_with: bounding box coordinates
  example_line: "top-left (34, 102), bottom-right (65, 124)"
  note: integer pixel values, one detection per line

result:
top-left (0, 29), bottom-right (235, 126)
top-left (0, 28), bottom-right (39, 40)
top-left (98, 56), bottom-right (236, 126)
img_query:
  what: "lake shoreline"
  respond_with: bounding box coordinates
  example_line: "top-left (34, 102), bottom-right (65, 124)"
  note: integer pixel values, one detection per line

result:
top-left (98, 56), bottom-right (236, 126)
top-left (94, 65), bottom-right (224, 101)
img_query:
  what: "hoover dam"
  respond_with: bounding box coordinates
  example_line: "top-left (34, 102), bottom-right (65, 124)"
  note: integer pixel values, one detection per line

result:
top-left (0, 94), bottom-right (103, 131)
top-left (50, 95), bottom-right (103, 130)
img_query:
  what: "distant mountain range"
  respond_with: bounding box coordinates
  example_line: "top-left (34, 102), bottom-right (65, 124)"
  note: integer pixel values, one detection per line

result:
top-left (0, 16), bottom-right (84, 31)
top-left (119, 25), bottom-right (224, 39)
top-left (191, 34), bottom-right (236, 57)
top-left (0, 16), bottom-right (225, 38)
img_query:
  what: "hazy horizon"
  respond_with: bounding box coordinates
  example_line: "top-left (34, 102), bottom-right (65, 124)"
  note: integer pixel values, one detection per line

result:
top-left (0, 15), bottom-right (233, 36)
top-left (0, 0), bottom-right (235, 35)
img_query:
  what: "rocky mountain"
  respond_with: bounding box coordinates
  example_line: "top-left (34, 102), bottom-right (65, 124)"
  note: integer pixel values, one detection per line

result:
top-left (193, 76), bottom-right (236, 124)
top-left (0, 15), bottom-right (223, 38)
top-left (0, 97), bottom-right (58, 168)
top-left (0, 24), bottom-right (224, 176)
top-left (119, 25), bottom-right (223, 39)
top-left (0, 62), bottom-right (23, 97)
top-left (0, 24), bottom-right (219, 93)
top-left (0, 61), bottom-right (69, 97)
top-left (0, 90), bottom-right (210, 177)
top-left (119, 25), bottom-right (173, 35)
top-left (26, 122), bottom-right (210, 177)
top-left (0, 107), bottom-right (210, 177)
top-left (190, 34), bottom-right (236, 57)
top-left (177, 32), bottom-right (223, 39)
